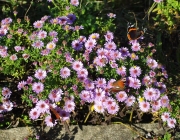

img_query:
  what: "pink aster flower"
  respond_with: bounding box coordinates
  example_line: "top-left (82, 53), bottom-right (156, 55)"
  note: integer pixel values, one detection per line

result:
top-left (34, 69), bottom-right (47, 80)
top-left (128, 77), bottom-right (141, 89)
top-left (17, 81), bottom-right (27, 90)
top-left (139, 101), bottom-right (150, 112)
top-left (36, 100), bottom-right (49, 113)
top-left (94, 88), bottom-right (105, 100)
top-left (103, 97), bottom-right (116, 109)
top-left (147, 58), bottom-right (158, 69)
top-left (167, 118), bottom-right (176, 128)
top-left (37, 30), bottom-right (47, 39)
top-left (129, 66), bottom-right (142, 78)
top-left (29, 108), bottom-right (40, 120)
top-left (46, 42), bottom-right (56, 50)
top-left (94, 100), bottom-right (105, 113)
top-left (116, 66), bottom-right (126, 77)
top-left (116, 91), bottom-right (128, 102)
top-left (27, 76), bottom-right (33, 84)
top-left (32, 82), bottom-right (44, 94)
top-left (107, 13), bottom-right (116, 18)
top-left (104, 31), bottom-right (114, 41)
top-left (151, 100), bottom-right (161, 111)
top-left (45, 115), bottom-right (56, 127)
top-left (64, 100), bottom-right (75, 112)
top-left (83, 79), bottom-right (95, 90)
top-left (60, 67), bottom-right (71, 79)
top-left (104, 41), bottom-right (117, 50)
top-left (41, 49), bottom-right (50, 56)
top-left (142, 75), bottom-right (151, 85)
top-left (22, 54), bottom-right (30, 60)
top-left (33, 20), bottom-right (44, 28)
top-left (93, 55), bottom-right (108, 67)
top-left (89, 33), bottom-right (99, 40)
top-left (160, 95), bottom-right (169, 107)
top-left (131, 42), bottom-right (141, 51)
top-left (125, 96), bottom-right (136, 107)
top-left (143, 88), bottom-right (156, 101)
top-left (161, 112), bottom-right (170, 122)
top-left (70, 0), bottom-right (79, 6)
top-left (14, 46), bottom-right (21, 52)
top-left (77, 68), bottom-right (88, 78)
top-left (85, 39), bottom-right (96, 50)
top-left (80, 90), bottom-right (94, 103)
top-left (97, 48), bottom-right (108, 56)
top-left (154, 0), bottom-right (163, 3)
top-left (10, 54), bottom-right (17, 61)
top-left (72, 60), bottom-right (83, 71)
top-left (95, 78), bottom-right (106, 88)
top-left (107, 102), bottom-right (119, 115)
top-left (48, 89), bottom-right (63, 102)
top-left (2, 87), bottom-right (12, 98)
top-left (32, 40), bottom-right (44, 49)
top-left (149, 70), bottom-right (156, 77)
top-left (78, 36), bottom-right (87, 43)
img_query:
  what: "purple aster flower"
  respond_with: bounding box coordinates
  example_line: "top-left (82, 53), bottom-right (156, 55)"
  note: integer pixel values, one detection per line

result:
top-left (72, 60), bottom-right (83, 71)
top-left (85, 39), bottom-right (96, 50)
top-left (41, 49), bottom-right (50, 56)
top-left (0, 46), bottom-right (8, 58)
top-left (142, 75), bottom-right (151, 85)
top-left (65, 52), bottom-right (74, 63)
top-left (64, 100), bottom-right (75, 112)
top-left (60, 67), bottom-right (71, 79)
top-left (116, 66), bottom-right (126, 77)
top-left (58, 16), bottom-right (68, 25)
top-left (119, 47), bottom-right (130, 58)
top-left (2, 87), bottom-right (12, 98)
top-left (1, 17), bottom-right (12, 25)
top-left (34, 69), bottom-right (47, 80)
top-left (80, 90), bottom-right (94, 103)
top-left (131, 42), bottom-right (141, 51)
top-left (0, 28), bottom-right (7, 36)
top-left (60, 110), bottom-right (70, 121)
top-left (139, 101), bottom-right (150, 112)
top-left (29, 107), bottom-right (40, 120)
top-left (154, 0), bottom-right (163, 3)
top-left (10, 54), bottom-right (17, 61)
top-left (37, 30), bottom-right (47, 39)
top-left (67, 13), bottom-right (76, 24)
top-left (125, 96), bottom-right (136, 107)
top-left (49, 31), bottom-right (58, 37)
top-left (129, 66), bottom-right (142, 78)
top-left (36, 100), bottom-right (49, 113)
top-left (89, 33), bottom-right (100, 40)
top-left (70, 0), bottom-right (79, 6)
top-left (109, 60), bottom-right (118, 68)
top-left (71, 40), bottom-right (83, 51)
top-left (116, 91), bottom-right (128, 102)
top-left (167, 118), bottom-right (176, 128)
top-left (48, 88), bottom-right (63, 102)
top-left (27, 76), bottom-right (33, 84)
top-left (33, 20), bottom-right (44, 28)
top-left (156, 82), bottom-right (166, 93)
top-left (32, 40), bottom-right (44, 49)
top-left (147, 58), bottom-right (158, 69)
top-left (104, 41), bottom-right (117, 50)
top-left (161, 112), bottom-right (170, 122)
top-left (32, 82), bottom-right (44, 94)
top-left (17, 81), bottom-right (27, 90)
top-left (104, 31), bottom-right (114, 41)
top-left (95, 78), bottom-right (106, 88)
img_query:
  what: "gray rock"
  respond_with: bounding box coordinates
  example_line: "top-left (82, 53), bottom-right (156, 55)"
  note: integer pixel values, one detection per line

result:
top-left (0, 124), bottom-right (179, 140)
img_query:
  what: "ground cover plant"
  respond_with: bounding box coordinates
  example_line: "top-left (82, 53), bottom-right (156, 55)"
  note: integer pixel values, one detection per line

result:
top-left (0, 0), bottom-right (180, 139)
